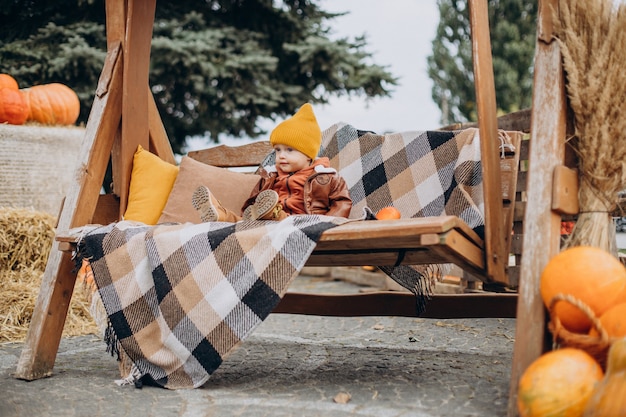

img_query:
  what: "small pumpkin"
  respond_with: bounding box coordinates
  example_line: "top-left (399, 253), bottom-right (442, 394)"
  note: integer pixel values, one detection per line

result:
top-left (0, 87), bottom-right (29, 125)
top-left (518, 348), bottom-right (604, 417)
top-left (21, 83), bottom-right (80, 125)
top-left (541, 246), bottom-right (626, 333)
top-left (583, 337), bottom-right (626, 416)
top-left (589, 303), bottom-right (626, 339)
top-left (376, 206), bottom-right (401, 220)
top-left (0, 73), bottom-right (19, 91)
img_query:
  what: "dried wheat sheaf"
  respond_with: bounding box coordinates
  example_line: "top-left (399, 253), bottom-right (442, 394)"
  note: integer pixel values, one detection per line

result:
top-left (557, 0), bottom-right (626, 254)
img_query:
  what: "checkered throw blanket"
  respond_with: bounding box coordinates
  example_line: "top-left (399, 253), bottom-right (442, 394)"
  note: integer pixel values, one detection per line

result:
top-left (320, 123), bottom-right (485, 235)
top-left (79, 123), bottom-right (488, 389)
top-left (78, 215), bottom-right (347, 389)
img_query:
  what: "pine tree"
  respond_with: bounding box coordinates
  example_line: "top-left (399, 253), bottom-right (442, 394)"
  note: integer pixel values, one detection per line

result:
top-left (427, 0), bottom-right (537, 125)
top-left (0, 0), bottom-right (397, 154)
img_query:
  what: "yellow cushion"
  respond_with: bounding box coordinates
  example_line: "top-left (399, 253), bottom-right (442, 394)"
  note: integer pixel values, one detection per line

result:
top-left (123, 145), bottom-right (179, 224)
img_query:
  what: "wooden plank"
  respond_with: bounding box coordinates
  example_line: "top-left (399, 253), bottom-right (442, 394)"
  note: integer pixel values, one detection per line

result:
top-left (315, 216), bottom-right (482, 249)
top-left (188, 142), bottom-right (274, 168)
top-left (274, 292), bottom-right (517, 318)
top-left (306, 248), bottom-right (450, 268)
top-left (507, 0), bottom-right (568, 413)
top-left (503, 132), bottom-right (523, 256)
top-left (15, 45), bottom-right (125, 381)
top-left (148, 90), bottom-right (176, 165)
top-left (430, 229), bottom-right (486, 274)
top-left (105, 0), bottom-right (125, 48)
top-left (469, 0), bottom-right (507, 285)
top-left (552, 165), bottom-right (579, 215)
top-left (440, 108), bottom-right (532, 133)
top-left (92, 194), bottom-right (121, 225)
top-left (116, 0), bottom-right (156, 216)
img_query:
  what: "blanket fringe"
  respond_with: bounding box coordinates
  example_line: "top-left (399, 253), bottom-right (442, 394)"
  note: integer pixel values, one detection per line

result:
top-left (378, 263), bottom-right (447, 315)
top-left (114, 363), bottom-right (143, 387)
top-left (104, 323), bottom-right (121, 361)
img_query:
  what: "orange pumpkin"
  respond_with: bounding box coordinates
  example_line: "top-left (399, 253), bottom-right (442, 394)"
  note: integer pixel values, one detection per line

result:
top-left (583, 338), bottom-right (626, 416)
top-left (376, 206), bottom-right (401, 220)
top-left (21, 83), bottom-right (80, 125)
top-left (518, 348), bottom-right (604, 417)
top-left (0, 73), bottom-right (19, 91)
top-left (0, 88), bottom-right (29, 125)
top-left (540, 246), bottom-right (626, 333)
top-left (589, 303), bottom-right (626, 339)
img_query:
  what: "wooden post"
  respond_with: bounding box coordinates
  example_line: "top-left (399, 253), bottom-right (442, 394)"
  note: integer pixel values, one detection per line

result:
top-left (507, 0), bottom-right (568, 414)
top-left (468, 0), bottom-right (507, 285)
top-left (15, 43), bottom-right (125, 381)
top-left (15, 0), bottom-right (174, 380)
top-left (116, 0), bottom-right (156, 215)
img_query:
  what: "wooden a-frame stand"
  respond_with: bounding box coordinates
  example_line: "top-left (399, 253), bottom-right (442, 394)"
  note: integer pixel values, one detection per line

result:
top-left (15, 1), bottom-right (571, 416)
top-left (14, 0), bottom-right (174, 380)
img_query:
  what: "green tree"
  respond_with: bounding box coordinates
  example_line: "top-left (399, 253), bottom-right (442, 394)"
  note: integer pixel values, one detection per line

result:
top-left (427, 0), bottom-right (537, 125)
top-left (0, 0), bottom-right (397, 154)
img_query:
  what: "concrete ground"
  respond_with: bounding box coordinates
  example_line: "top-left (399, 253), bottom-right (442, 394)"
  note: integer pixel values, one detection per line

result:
top-left (0, 273), bottom-right (517, 417)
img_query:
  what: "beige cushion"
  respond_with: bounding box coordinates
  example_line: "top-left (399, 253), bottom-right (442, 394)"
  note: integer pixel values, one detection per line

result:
top-left (158, 156), bottom-right (261, 224)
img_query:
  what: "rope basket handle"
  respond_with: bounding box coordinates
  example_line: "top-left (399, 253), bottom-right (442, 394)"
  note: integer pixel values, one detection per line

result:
top-left (548, 293), bottom-right (610, 343)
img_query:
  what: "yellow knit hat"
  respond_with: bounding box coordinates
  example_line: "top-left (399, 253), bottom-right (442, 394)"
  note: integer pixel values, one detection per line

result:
top-left (270, 103), bottom-right (321, 160)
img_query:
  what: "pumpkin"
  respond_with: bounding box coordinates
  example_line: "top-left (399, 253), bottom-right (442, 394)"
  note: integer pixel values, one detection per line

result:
top-left (21, 83), bottom-right (80, 125)
top-left (376, 206), bottom-right (401, 220)
top-left (589, 303), bottom-right (626, 339)
top-left (0, 88), bottom-right (29, 125)
top-left (583, 338), bottom-right (626, 416)
top-left (540, 246), bottom-right (626, 333)
top-left (518, 348), bottom-right (604, 417)
top-left (0, 73), bottom-right (19, 91)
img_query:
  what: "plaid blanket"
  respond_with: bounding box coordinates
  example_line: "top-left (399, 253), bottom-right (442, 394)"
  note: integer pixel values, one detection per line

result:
top-left (78, 216), bottom-right (347, 389)
top-left (321, 123), bottom-right (484, 235)
top-left (79, 123), bottom-right (488, 389)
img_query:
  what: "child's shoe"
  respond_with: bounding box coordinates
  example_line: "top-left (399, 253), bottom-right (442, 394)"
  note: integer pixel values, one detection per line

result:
top-left (243, 190), bottom-right (286, 220)
top-left (192, 185), bottom-right (240, 222)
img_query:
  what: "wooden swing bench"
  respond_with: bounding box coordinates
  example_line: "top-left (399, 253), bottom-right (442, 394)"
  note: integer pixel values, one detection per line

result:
top-left (55, 124), bottom-right (524, 319)
top-left (16, 0), bottom-right (576, 415)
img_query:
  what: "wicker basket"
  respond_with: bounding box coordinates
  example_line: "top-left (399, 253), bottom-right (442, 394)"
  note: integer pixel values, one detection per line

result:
top-left (548, 293), bottom-right (613, 369)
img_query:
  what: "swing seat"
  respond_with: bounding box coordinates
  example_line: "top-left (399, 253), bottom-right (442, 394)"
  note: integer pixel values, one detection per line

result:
top-left (56, 120), bottom-right (524, 320)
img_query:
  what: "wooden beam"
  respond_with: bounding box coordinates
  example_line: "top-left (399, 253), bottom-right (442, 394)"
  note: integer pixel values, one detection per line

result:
top-left (148, 91), bottom-right (176, 164)
top-left (105, 0), bottom-right (126, 48)
top-left (468, 0), bottom-right (507, 285)
top-left (116, 0), bottom-right (156, 216)
top-left (274, 292), bottom-right (518, 318)
top-left (15, 45), bottom-right (125, 380)
top-left (507, 0), bottom-right (568, 414)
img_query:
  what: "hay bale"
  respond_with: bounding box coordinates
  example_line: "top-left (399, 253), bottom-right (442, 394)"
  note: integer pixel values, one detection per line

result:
top-left (0, 123), bottom-right (84, 216)
top-left (0, 207), bottom-right (55, 271)
top-left (0, 208), bottom-right (98, 343)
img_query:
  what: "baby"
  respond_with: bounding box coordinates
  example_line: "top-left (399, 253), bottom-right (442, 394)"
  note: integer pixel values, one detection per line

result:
top-left (192, 103), bottom-right (352, 222)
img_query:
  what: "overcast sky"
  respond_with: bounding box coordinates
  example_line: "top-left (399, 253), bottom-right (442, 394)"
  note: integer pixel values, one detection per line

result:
top-left (314, 0), bottom-right (441, 133)
top-left (187, 1), bottom-right (441, 150)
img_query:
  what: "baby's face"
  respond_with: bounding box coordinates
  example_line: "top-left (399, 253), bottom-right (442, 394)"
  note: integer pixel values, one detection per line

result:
top-left (273, 144), bottom-right (311, 173)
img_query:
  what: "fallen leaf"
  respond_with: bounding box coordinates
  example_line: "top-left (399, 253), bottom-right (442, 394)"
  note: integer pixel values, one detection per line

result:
top-left (333, 392), bottom-right (352, 404)
top-left (373, 324), bottom-right (384, 330)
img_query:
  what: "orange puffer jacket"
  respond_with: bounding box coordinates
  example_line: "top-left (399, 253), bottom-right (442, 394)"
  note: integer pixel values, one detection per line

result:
top-left (242, 157), bottom-right (352, 218)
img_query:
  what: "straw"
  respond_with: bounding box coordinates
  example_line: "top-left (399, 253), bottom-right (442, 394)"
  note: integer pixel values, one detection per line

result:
top-left (0, 208), bottom-right (98, 343)
top-left (557, 0), bottom-right (626, 255)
